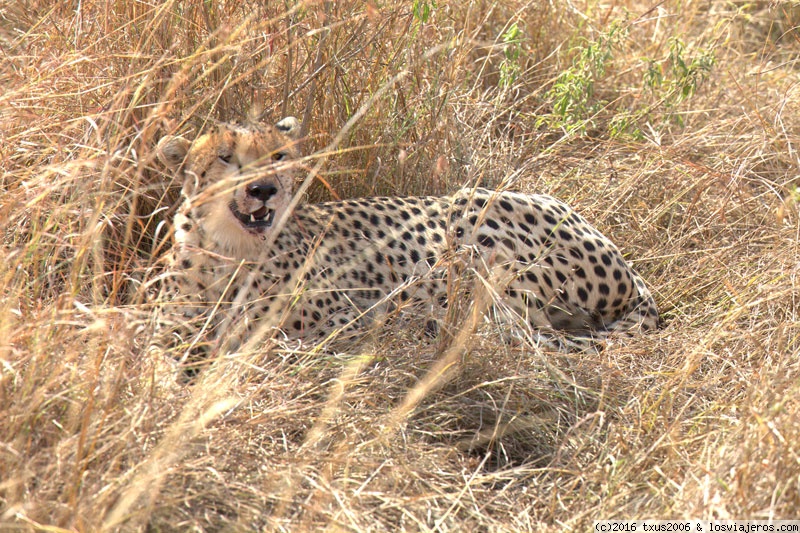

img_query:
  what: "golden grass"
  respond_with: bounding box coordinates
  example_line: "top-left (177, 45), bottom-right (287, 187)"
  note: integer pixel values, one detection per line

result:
top-left (2, 0), bottom-right (800, 531)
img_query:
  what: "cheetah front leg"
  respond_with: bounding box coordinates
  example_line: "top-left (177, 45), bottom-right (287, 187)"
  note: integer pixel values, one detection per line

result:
top-left (147, 268), bottom-right (225, 379)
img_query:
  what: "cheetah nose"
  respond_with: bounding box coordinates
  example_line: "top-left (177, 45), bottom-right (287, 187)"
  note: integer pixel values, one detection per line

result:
top-left (246, 183), bottom-right (278, 202)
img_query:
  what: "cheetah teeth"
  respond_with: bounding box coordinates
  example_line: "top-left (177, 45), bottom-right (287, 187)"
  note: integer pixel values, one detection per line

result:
top-left (229, 202), bottom-right (274, 231)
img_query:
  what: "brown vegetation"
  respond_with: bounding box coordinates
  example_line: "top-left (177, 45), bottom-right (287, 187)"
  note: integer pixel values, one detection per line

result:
top-left (1, 0), bottom-right (799, 531)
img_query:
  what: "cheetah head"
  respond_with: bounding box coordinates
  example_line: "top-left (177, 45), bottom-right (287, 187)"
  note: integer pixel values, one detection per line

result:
top-left (157, 117), bottom-right (301, 251)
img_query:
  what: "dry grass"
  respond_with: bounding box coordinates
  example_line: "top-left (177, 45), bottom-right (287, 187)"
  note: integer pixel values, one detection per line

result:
top-left (2, 0), bottom-right (800, 531)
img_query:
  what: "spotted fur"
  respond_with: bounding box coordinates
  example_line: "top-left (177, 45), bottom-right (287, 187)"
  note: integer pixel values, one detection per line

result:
top-left (150, 118), bottom-right (659, 375)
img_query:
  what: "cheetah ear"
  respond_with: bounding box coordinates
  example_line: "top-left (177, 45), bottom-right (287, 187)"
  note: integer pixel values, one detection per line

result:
top-left (275, 116), bottom-right (301, 140)
top-left (156, 135), bottom-right (191, 169)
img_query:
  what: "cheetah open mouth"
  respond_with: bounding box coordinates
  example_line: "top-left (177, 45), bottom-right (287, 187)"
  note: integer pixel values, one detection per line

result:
top-left (229, 203), bottom-right (275, 232)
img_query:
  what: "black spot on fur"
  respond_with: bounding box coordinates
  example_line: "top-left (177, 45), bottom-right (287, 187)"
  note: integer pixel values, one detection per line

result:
top-left (478, 234), bottom-right (495, 248)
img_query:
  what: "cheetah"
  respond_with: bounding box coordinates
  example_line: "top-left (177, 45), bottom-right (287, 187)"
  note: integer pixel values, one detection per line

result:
top-left (150, 117), bottom-right (659, 375)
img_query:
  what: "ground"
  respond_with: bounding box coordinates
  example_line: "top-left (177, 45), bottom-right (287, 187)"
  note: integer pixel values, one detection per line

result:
top-left (1, 1), bottom-right (799, 531)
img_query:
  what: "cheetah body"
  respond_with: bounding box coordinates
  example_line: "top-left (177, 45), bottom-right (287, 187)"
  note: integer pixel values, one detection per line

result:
top-left (152, 118), bottom-right (658, 370)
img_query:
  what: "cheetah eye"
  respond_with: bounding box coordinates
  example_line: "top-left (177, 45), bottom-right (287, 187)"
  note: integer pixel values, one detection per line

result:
top-left (272, 152), bottom-right (286, 162)
top-left (218, 153), bottom-right (233, 164)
